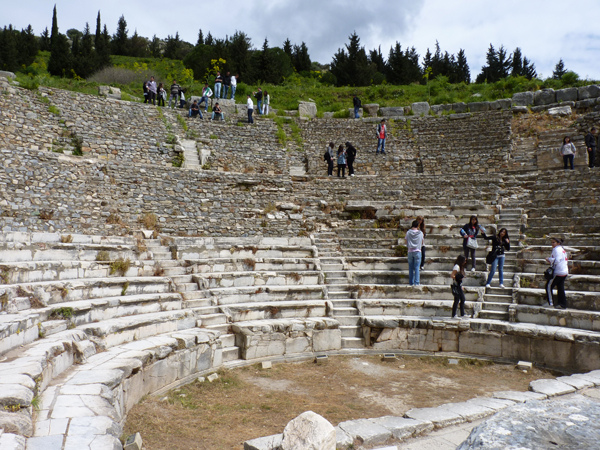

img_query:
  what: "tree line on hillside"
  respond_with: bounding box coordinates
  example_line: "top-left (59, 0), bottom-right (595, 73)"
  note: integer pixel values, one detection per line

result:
top-left (0, 7), bottom-right (577, 87)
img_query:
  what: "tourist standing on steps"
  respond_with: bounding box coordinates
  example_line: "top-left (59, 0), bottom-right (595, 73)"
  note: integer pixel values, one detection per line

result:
top-left (353, 95), bottom-right (361, 118)
top-left (169, 80), bottom-right (181, 108)
top-left (345, 142), bottom-right (357, 177)
top-left (416, 216), bottom-right (426, 270)
top-left (262, 91), bottom-right (270, 115)
top-left (546, 237), bottom-right (568, 309)
top-left (451, 255), bottom-right (467, 318)
top-left (214, 71), bottom-right (223, 99)
top-left (157, 83), bottom-right (166, 107)
top-left (337, 145), bottom-right (347, 178)
top-left (406, 220), bottom-right (424, 286)
top-left (200, 83), bottom-right (213, 112)
top-left (147, 76), bottom-right (157, 105)
top-left (324, 142), bottom-right (335, 176)
top-left (179, 89), bottom-right (186, 108)
top-left (231, 74), bottom-right (238, 101)
top-left (460, 215), bottom-right (485, 272)
top-left (483, 228), bottom-right (510, 288)
top-left (560, 136), bottom-right (576, 170)
top-left (376, 119), bottom-right (387, 154)
top-left (142, 80), bottom-right (149, 103)
top-left (223, 72), bottom-right (231, 99)
top-left (254, 88), bottom-right (263, 115)
top-left (247, 95), bottom-right (254, 124)
top-left (585, 127), bottom-right (597, 168)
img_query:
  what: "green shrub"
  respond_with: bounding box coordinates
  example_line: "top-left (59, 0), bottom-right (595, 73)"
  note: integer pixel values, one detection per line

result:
top-left (109, 258), bottom-right (131, 276)
top-left (332, 109), bottom-right (349, 119)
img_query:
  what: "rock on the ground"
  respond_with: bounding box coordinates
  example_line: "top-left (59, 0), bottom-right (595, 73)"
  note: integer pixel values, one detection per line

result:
top-left (363, 104), bottom-right (379, 117)
top-left (411, 102), bottom-right (430, 116)
top-left (281, 411), bottom-right (336, 450)
top-left (298, 102), bottom-right (317, 118)
top-left (458, 393), bottom-right (600, 450)
top-left (548, 105), bottom-right (572, 116)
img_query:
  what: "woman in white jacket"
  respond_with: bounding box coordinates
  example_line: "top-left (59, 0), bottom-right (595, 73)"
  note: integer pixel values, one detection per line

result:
top-left (546, 237), bottom-right (569, 308)
top-left (560, 136), bottom-right (576, 170)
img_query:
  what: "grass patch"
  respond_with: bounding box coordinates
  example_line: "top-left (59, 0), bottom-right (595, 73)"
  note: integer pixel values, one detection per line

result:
top-left (109, 258), bottom-right (131, 276)
top-left (48, 104), bottom-right (60, 116)
top-left (96, 250), bottom-right (110, 261)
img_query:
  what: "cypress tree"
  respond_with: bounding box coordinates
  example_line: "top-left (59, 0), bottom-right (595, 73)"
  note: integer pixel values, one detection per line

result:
top-left (47, 5), bottom-right (72, 77)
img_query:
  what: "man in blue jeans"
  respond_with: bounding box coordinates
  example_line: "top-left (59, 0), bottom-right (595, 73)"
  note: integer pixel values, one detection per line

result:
top-left (353, 95), bottom-right (361, 118)
top-left (376, 119), bottom-right (387, 154)
top-left (406, 220), bottom-right (424, 285)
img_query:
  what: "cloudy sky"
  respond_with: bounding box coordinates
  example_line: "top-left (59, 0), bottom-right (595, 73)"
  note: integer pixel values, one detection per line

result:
top-left (4, 0), bottom-right (600, 81)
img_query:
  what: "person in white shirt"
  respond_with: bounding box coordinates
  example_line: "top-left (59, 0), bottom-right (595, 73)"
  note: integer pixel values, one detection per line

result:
top-left (246, 95), bottom-right (254, 124)
top-left (405, 220), bottom-right (424, 286)
top-left (231, 74), bottom-right (238, 101)
top-left (546, 237), bottom-right (569, 308)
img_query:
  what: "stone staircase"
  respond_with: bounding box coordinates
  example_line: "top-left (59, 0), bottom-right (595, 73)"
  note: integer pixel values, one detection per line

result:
top-left (145, 238), bottom-right (240, 362)
top-left (181, 139), bottom-right (200, 170)
top-left (314, 232), bottom-right (362, 349)
top-left (480, 208), bottom-right (522, 320)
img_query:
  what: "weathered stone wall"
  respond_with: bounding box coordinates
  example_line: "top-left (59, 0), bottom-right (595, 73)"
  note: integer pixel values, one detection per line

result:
top-left (186, 119), bottom-right (287, 174)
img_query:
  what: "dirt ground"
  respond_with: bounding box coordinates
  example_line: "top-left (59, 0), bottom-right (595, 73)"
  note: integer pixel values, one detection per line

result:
top-left (123, 355), bottom-right (553, 449)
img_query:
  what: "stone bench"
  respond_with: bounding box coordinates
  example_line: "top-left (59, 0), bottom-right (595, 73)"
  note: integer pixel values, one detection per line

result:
top-left (0, 232), bottom-right (137, 247)
top-left (206, 285), bottom-right (327, 305)
top-left (520, 259), bottom-right (600, 276)
top-left (349, 270), bottom-right (489, 287)
top-left (194, 270), bottom-right (321, 289)
top-left (514, 304), bottom-right (600, 332)
top-left (221, 300), bottom-right (329, 322)
top-left (0, 245), bottom-right (141, 263)
top-left (357, 299), bottom-right (476, 319)
top-left (187, 257), bottom-right (318, 273)
top-left (345, 256), bottom-right (488, 272)
top-left (516, 288), bottom-right (600, 311)
top-left (518, 274), bottom-right (600, 292)
top-left (231, 317), bottom-right (341, 360)
top-left (354, 284), bottom-right (483, 302)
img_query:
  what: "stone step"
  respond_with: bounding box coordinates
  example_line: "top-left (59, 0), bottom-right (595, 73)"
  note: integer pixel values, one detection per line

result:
top-left (327, 277), bottom-right (349, 285)
top-left (329, 299), bottom-right (356, 307)
top-left (321, 263), bottom-right (344, 271)
top-left (323, 271), bottom-right (346, 278)
top-left (333, 307), bottom-right (358, 316)
top-left (203, 323), bottom-right (230, 334)
top-left (340, 325), bottom-right (362, 337)
top-left (162, 266), bottom-right (188, 276)
top-left (220, 333), bottom-right (236, 348)
top-left (478, 310), bottom-right (509, 321)
top-left (191, 306), bottom-right (221, 316)
top-left (482, 302), bottom-right (511, 312)
top-left (198, 313), bottom-right (228, 327)
top-left (184, 298), bottom-right (212, 308)
top-left (181, 291), bottom-right (208, 301)
top-left (40, 319), bottom-right (68, 337)
top-left (170, 274), bottom-right (194, 284)
top-left (484, 294), bottom-right (513, 304)
top-left (222, 346), bottom-right (240, 362)
top-left (150, 251), bottom-right (173, 260)
top-left (337, 316), bottom-right (361, 326)
top-left (176, 282), bottom-right (199, 292)
top-left (341, 337), bottom-right (365, 348)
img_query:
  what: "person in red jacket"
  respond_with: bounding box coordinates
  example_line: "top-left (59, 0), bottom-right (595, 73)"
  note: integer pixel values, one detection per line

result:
top-left (376, 119), bottom-right (387, 155)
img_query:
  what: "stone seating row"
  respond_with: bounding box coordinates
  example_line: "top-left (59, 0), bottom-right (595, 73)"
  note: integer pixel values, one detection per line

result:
top-left (244, 371), bottom-right (600, 450)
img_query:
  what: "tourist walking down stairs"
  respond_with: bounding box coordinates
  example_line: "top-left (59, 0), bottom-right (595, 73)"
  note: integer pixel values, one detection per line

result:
top-left (546, 237), bottom-right (568, 309)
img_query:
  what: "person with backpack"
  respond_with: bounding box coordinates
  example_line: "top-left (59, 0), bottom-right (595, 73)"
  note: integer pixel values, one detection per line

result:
top-left (142, 80), bottom-right (149, 104)
top-left (451, 255), bottom-right (468, 318)
top-left (324, 142), bottom-right (335, 176)
top-left (345, 142), bottom-right (357, 177)
top-left (337, 145), bottom-right (347, 178)
top-left (353, 95), bottom-right (361, 119)
top-left (546, 237), bottom-right (568, 308)
top-left (157, 83), bottom-right (166, 107)
top-left (376, 119), bottom-right (387, 155)
top-left (460, 215), bottom-right (485, 272)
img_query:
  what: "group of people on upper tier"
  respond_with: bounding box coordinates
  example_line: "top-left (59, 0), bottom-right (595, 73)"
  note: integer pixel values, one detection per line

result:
top-left (559, 129), bottom-right (597, 169)
top-left (400, 215), bottom-right (568, 318)
top-left (324, 142), bottom-right (357, 178)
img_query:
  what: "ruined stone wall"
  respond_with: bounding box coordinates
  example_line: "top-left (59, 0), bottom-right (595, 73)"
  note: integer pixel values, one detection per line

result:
top-left (187, 119), bottom-right (288, 175)
top-left (301, 112), bottom-right (512, 176)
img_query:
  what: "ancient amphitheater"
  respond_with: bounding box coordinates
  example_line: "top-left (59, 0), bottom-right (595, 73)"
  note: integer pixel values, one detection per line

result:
top-left (0, 75), bottom-right (600, 449)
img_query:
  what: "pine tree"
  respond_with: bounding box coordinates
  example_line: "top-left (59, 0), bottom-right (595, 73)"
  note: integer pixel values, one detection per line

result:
top-left (130, 31), bottom-right (149, 57)
top-left (369, 46), bottom-right (386, 74)
top-left (94, 12), bottom-right (110, 70)
top-left (149, 35), bottom-right (161, 58)
top-left (197, 29), bottom-right (204, 46)
top-left (511, 47), bottom-right (523, 77)
top-left (75, 22), bottom-right (96, 78)
top-left (522, 57), bottom-right (537, 80)
top-left (205, 32), bottom-right (214, 46)
top-left (553, 58), bottom-right (567, 79)
top-left (47, 5), bottom-right (72, 77)
top-left (112, 15), bottom-right (129, 56)
top-left (329, 32), bottom-right (374, 86)
top-left (283, 39), bottom-right (292, 60)
top-left (454, 49), bottom-right (470, 84)
top-left (0, 26), bottom-right (19, 72)
top-left (40, 27), bottom-right (50, 51)
top-left (18, 25), bottom-right (38, 68)
top-left (293, 42), bottom-right (311, 72)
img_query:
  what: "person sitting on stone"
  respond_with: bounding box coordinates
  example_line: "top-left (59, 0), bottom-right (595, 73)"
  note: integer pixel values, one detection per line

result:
top-left (189, 100), bottom-right (202, 118)
top-left (211, 103), bottom-right (224, 121)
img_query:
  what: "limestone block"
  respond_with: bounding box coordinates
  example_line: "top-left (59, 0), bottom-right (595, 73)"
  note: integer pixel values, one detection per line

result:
top-left (369, 415), bottom-right (433, 440)
top-left (511, 105), bottom-right (529, 113)
top-left (312, 329), bottom-right (342, 352)
top-left (335, 426), bottom-right (353, 448)
top-left (411, 102), bottom-right (430, 116)
top-left (578, 84), bottom-right (600, 99)
top-left (0, 384), bottom-right (33, 407)
top-left (298, 101), bottom-right (317, 118)
top-left (556, 87), bottom-right (578, 102)
top-left (337, 418), bottom-right (392, 447)
top-left (281, 411), bottom-right (336, 450)
top-left (438, 400), bottom-right (496, 421)
top-left (404, 406), bottom-right (464, 429)
top-left (534, 89), bottom-right (556, 106)
top-left (124, 432), bottom-right (143, 450)
top-left (0, 409), bottom-right (33, 436)
top-left (512, 91), bottom-right (533, 106)
top-left (548, 105), bottom-right (572, 116)
top-left (490, 99), bottom-right (511, 110)
top-left (492, 390), bottom-right (547, 403)
top-left (69, 416), bottom-right (121, 437)
top-left (363, 103), bottom-right (379, 117)
top-left (285, 336), bottom-right (310, 354)
top-left (452, 102), bottom-right (467, 113)
top-left (379, 107), bottom-right (404, 116)
top-left (244, 434), bottom-right (283, 450)
top-left (23, 435), bottom-right (61, 450)
top-left (468, 102), bottom-right (490, 112)
top-left (466, 397), bottom-right (515, 411)
top-left (0, 70), bottom-right (16, 79)
top-left (459, 331), bottom-right (501, 357)
top-left (530, 379), bottom-right (577, 396)
top-left (557, 375), bottom-right (595, 390)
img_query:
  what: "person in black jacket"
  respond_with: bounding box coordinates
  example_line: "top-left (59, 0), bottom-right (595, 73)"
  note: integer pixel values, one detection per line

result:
top-left (353, 95), bottom-right (361, 118)
top-left (460, 215), bottom-right (485, 272)
top-left (345, 142), bottom-right (357, 177)
top-left (482, 228), bottom-right (510, 288)
top-left (324, 142), bottom-right (335, 176)
top-left (585, 127), bottom-right (597, 168)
